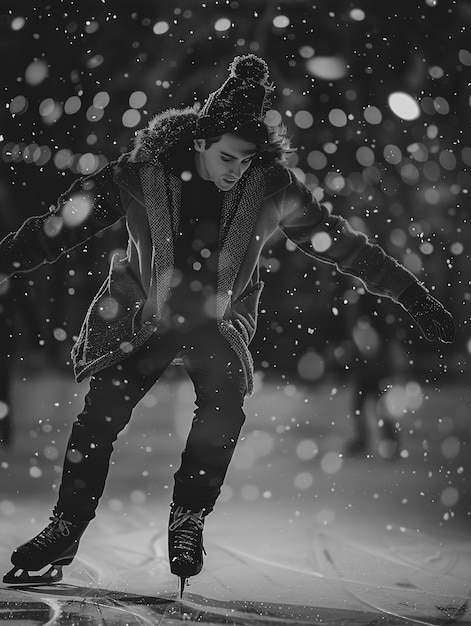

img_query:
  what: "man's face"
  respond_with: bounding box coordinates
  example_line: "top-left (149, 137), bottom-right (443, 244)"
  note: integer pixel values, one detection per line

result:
top-left (194, 133), bottom-right (258, 191)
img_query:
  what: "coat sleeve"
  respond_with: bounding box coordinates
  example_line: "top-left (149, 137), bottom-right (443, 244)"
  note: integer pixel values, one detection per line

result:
top-left (0, 161), bottom-right (125, 281)
top-left (277, 174), bottom-right (418, 301)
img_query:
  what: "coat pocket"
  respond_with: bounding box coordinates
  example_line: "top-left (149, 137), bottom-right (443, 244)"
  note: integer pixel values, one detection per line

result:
top-left (231, 281), bottom-right (264, 345)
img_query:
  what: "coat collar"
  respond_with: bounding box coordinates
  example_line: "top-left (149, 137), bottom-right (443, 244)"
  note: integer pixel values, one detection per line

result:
top-left (129, 106), bottom-right (199, 164)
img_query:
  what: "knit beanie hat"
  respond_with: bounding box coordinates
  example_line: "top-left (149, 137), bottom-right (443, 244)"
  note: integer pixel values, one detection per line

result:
top-left (197, 54), bottom-right (273, 143)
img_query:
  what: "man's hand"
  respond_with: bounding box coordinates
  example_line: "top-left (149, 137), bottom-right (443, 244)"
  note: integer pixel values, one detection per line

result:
top-left (399, 283), bottom-right (455, 344)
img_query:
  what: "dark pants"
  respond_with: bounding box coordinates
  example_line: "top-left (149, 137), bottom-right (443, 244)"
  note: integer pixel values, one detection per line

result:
top-left (56, 324), bottom-right (246, 521)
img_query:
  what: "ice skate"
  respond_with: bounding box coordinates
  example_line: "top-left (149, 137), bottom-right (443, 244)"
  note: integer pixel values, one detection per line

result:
top-left (168, 504), bottom-right (206, 597)
top-left (3, 512), bottom-right (89, 585)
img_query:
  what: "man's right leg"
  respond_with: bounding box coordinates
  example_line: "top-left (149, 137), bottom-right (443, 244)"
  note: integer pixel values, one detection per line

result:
top-left (57, 333), bottom-right (182, 519)
top-left (56, 360), bottom-right (156, 521)
top-left (4, 334), bottom-right (177, 584)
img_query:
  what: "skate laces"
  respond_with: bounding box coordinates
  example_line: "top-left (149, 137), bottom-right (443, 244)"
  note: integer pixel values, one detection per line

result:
top-left (169, 506), bottom-right (205, 552)
top-left (34, 515), bottom-right (74, 548)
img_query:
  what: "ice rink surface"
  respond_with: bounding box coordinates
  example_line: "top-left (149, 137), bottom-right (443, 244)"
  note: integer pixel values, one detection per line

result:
top-left (1, 369), bottom-right (470, 624)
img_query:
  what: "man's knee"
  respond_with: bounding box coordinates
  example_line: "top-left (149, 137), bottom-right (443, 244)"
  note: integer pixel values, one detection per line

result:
top-left (75, 397), bottom-right (134, 440)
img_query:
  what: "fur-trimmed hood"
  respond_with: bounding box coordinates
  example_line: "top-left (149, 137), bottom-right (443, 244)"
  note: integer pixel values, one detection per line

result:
top-left (129, 106), bottom-right (200, 164)
top-left (128, 106), bottom-right (291, 166)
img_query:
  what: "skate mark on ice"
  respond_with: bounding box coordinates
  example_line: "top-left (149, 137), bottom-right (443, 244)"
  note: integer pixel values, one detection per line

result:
top-left (1, 583), bottom-right (175, 625)
top-left (2, 583), bottom-right (416, 626)
top-left (210, 541), bottom-right (292, 589)
top-left (381, 525), bottom-right (470, 583)
top-left (207, 539), bottom-right (326, 579)
top-left (168, 541), bottom-right (383, 625)
top-left (174, 592), bottom-right (420, 625)
top-left (3, 527), bottom-right (470, 624)
top-left (380, 527), bottom-right (471, 625)
top-left (395, 580), bottom-right (419, 589)
top-left (314, 530), bottom-right (471, 626)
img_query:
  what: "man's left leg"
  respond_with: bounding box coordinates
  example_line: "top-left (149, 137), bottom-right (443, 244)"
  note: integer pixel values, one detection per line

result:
top-left (169, 325), bottom-right (246, 591)
top-left (174, 327), bottom-right (246, 509)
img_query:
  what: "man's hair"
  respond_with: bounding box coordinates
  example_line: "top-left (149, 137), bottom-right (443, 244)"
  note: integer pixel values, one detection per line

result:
top-left (203, 124), bottom-right (295, 166)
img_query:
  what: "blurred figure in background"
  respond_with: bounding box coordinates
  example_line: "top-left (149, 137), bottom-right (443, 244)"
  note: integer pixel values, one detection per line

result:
top-left (343, 293), bottom-right (408, 461)
top-left (0, 277), bottom-right (14, 447)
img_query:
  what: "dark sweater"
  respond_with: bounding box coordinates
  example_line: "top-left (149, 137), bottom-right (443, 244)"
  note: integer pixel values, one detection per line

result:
top-left (163, 146), bottom-right (224, 330)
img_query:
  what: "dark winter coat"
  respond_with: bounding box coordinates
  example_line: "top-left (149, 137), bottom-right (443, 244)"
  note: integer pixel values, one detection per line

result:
top-left (0, 107), bottom-right (419, 394)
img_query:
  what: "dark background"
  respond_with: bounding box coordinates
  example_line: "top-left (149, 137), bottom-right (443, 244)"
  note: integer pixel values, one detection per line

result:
top-left (0, 0), bottom-right (469, 382)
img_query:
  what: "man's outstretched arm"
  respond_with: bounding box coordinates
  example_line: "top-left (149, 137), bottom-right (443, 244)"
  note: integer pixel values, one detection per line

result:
top-left (0, 161), bottom-right (124, 282)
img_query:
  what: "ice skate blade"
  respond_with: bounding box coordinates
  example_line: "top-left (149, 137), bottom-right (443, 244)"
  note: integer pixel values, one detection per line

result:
top-left (179, 576), bottom-right (187, 598)
top-left (3, 564), bottom-right (63, 586)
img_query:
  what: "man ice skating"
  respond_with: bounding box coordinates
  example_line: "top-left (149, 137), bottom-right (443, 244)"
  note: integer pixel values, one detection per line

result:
top-left (0, 54), bottom-right (454, 595)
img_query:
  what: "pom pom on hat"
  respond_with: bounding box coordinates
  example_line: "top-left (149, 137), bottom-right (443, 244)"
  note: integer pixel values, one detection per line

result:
top-left (229, 54), bottom-right (269, 84)
top-left (197, 53), bottom-right (273, 142)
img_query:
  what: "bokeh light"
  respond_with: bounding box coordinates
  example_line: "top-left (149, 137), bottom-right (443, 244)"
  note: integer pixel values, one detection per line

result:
top-left (273, 15), bottom-right (290, 29)
top-left (350, 8), bottom-right (366, 21)
top-left (388, 92), bottom-right (421, 120)
top-left (297, 350), bottom-right (325, 381)
top-left (122, 109), bottom-right (141, 128)
top-left (264, 109), bottom-right (282, 127)
top-left (9, 95), bottom-right (28, 115)
top-left (307, 150), bottom-right (328, 170)
top-left (214, 18), bottom-right (232, 32)
top-left (11, 16), bottom-right (26, 31)
top-left (320, 452), bottom-right (342, 474)
top-left (25, 59), bottom-right (49, 86)
top-left (294, 472), bottom-right (313, 490)
top-left (294, 110), bottom-right (313, 129)
top-left (311, 232), bottom-right (332, 252)
top-left (328, 108), bottom-right (348, 127)
top-left (61, 193), bottom-right (93, 226)
top-left (296, 439), bottom-right (319, 461)
top-left (153, 21), bottom-right (169, 35)
top-left (129, 91), bottom-right (147, 109)
top-left (306, 56), bottom-right (348, 80)
top-left (363, 105), bottom-right (382, 125)
top-left (93, 91), bottom-right (110, 109)
top-left (98, 295), bottom-right (120, 321)
top-left (43, 215), bottom-right (63, 238)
